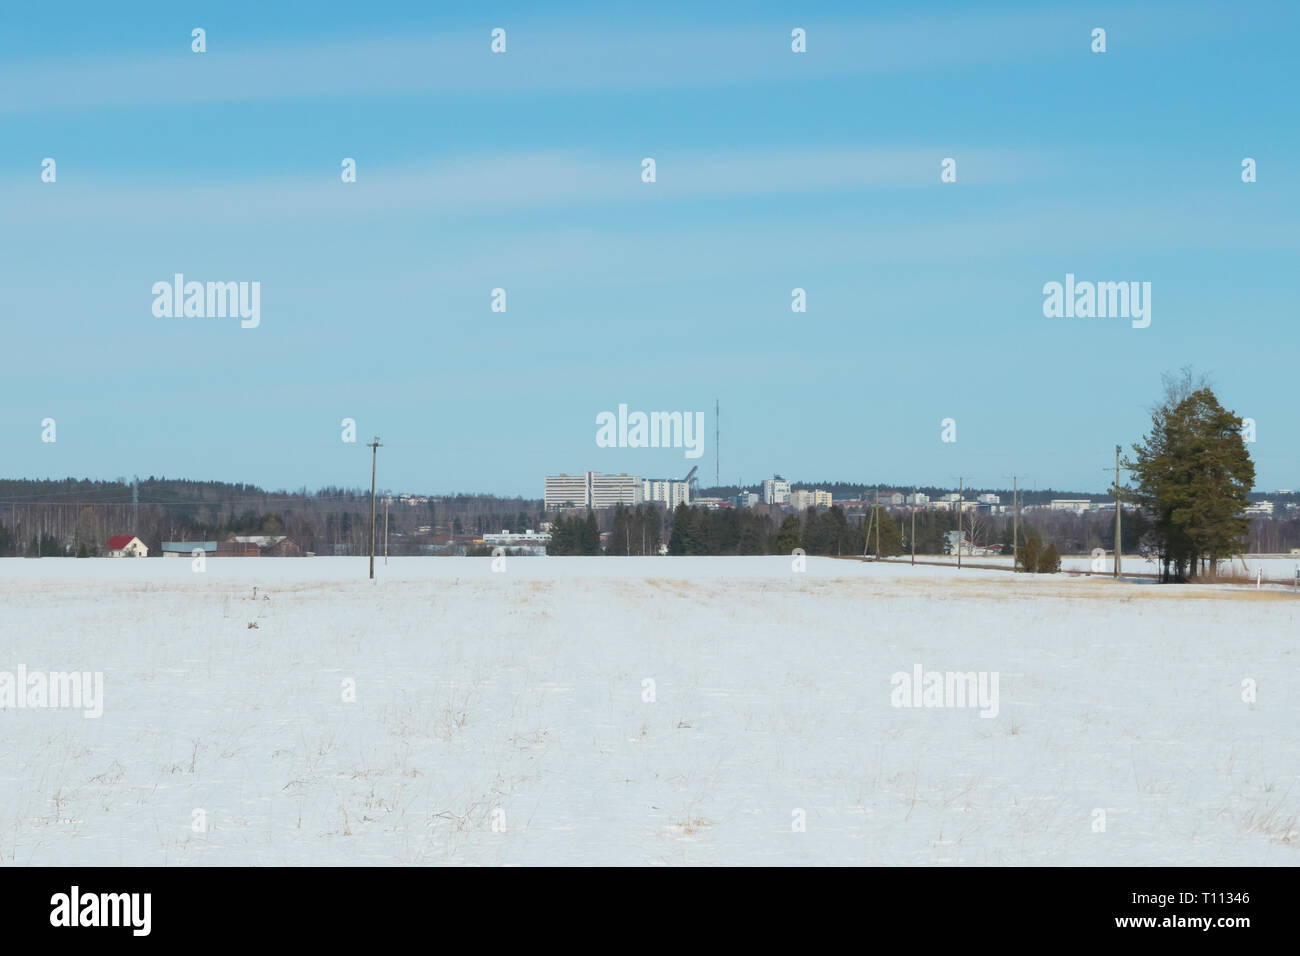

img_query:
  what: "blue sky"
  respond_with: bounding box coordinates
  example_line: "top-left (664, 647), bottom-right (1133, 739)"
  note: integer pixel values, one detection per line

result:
top-left (1, 0), bottom-right (1295, 496)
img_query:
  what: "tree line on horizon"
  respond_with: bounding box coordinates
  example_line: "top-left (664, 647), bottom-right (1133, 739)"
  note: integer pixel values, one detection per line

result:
top-left (0, 375), bottom-right (1272, 574)
top-left (0, 478), bottom-right (546, 557)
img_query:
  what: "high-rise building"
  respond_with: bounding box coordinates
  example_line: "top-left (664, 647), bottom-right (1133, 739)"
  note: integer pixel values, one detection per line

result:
top-left (643, 478), bottom-right (691, 510)
top-left (591, 473), bottom-right (643, 509)
top-left (762, 476), bottom-right (791, 504)
top-left (544, 473), bottom-right (590, 509)
top-left (545, 472), bottom-right (645, 510)
top-left (789, 489), bottom-right (816, 511)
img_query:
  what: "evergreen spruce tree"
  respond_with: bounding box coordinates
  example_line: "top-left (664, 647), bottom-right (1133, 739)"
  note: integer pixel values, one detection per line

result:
top-left (1129, 374), bottom-right (1255, 581)
top-left (668, 503), bottom-right (691, 555)
top-left (582, 511), bottom-right (600, 555)
top-left (771, 515), bottom-right (802, 555)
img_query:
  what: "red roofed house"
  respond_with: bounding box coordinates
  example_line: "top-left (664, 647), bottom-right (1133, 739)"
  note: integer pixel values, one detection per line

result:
top-left (106, 535), bottom-right (149, 558)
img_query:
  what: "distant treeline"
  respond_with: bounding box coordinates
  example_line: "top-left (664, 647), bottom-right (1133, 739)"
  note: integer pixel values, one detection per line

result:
top-left (0, 477), bottom-right (545, 557)
top-left (4, 467), bottom-right (1297, 561)
top-left (547, 501), bottom-right (1300, 559)
top-left (549, 503), bottom-right (1102, 558)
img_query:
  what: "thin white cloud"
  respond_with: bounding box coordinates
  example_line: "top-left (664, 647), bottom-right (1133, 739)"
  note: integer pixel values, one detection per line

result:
top-left (1, 146), bottom-right (1049, 225)
top-left (0, 6), bottom-right (1188, 114)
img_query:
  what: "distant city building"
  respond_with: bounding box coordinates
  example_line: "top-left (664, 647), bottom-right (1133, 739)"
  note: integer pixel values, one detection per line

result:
top-left (878, 491), bottom-right (905, 507)
top-left (941, 493), bottom-right (962, 503)
top-left (789, 489), bottom-right (816, 511)
top-left (977, 493), bottom-right (1000, 505)
top-left (544, 472), bottom-right (644, 510)
top-left (545, 473), bottom-right (591, 509)
top-left (789, 489), bottom-right (834, 510)
top-left (762, 476), bottom-right (791, 505)
top-left (906, 492), bottom-right (930, 506)
top-left (735, 490), bottom-right (759, 508)
top-left (591, 473), bottom-right (644, 510)
top-left (692, 497), bottom-right (729, 510)
top-left (643, 478), bottom-right (691, 510)
top-left (1245, 501), bottom-right (1275, 516)
top-left (1049, 499), bottom-right (1093, 513)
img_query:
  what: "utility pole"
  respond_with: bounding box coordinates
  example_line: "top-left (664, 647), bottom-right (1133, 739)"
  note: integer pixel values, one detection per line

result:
top-left (956, 477), bottom-right (964, 570)
top-left (367, 437), bottom-right (382, 580)
top-left (862, 495), bottom-right (875, 560)
top-left (1109, 445), bottom-right (1123, 578)
top-left (1012, 475), bottom-right (1018, 570)
top-left (874, 488), bottom-right (881, 559)
top-left (911, 485), bottom-right (916, 566)
top-left (384, 496), bottom-right (390, 566)
top-left (715, 398), bottom-right (720, 489)
top-left (132, 476), bottom-right (139, 534)
top-left (1002, 473), bottom-right (1030, 573)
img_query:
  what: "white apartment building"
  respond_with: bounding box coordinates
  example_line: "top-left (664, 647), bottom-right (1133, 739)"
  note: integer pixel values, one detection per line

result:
top-left (544, 472), bottom-right (644, 510)
top-left (977, 493), bottom-right (1001, 505)
top-left (643, 478), bottom-right (691, 510)
top-left (814, 490), bottom-right (833, 509)
top-left (762, 476), bottom-right (791, 504)
top-left (544, 473), bottom-right (591, 509)
top-left (590, 473), bottom-right (644, 509)
top-left (789, 489), bottom-right (816, 511)
top-left (1049, 499), bottom-right (1093, 513)
top-left (906, 492), bottom-right (930, 505)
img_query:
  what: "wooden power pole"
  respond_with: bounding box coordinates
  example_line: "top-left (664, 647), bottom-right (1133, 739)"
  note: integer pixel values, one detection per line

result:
top-left (1113, 445), bottom-right (1122, 578)
top-left (874, 488), bottom-right (881, 559)
top-left (911, 486), bottom-right (916, 566)
top-left (956, 477), bottom-right (963, 570)
top-left (367, 437), bottom-right (382, 579)
top-left (1103, 448), bottom-right (1125, 578)
top-left (1012, 475), bottom-right (1019, 570)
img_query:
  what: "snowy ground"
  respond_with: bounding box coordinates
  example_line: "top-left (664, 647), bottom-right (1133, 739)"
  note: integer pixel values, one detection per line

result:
top-left (1, 556), bottom-right (1297, 865)
top-left (911, 552), bottom-right (1300, 582)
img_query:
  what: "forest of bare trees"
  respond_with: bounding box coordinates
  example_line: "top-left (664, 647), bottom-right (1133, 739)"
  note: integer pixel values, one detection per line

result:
top-left (0, 478), bottom-right (545, 557)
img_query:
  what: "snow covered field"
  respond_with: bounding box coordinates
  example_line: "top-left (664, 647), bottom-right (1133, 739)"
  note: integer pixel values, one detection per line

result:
top-left (1, 556), bottom-right (1296, 865)
top-left (912, 552), bottom-right (1300, 582)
